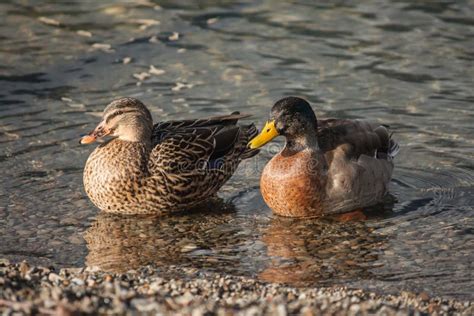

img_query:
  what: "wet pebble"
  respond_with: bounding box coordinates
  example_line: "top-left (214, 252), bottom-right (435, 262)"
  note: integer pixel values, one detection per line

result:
top-left (0, 260), bottom-right (470, 315)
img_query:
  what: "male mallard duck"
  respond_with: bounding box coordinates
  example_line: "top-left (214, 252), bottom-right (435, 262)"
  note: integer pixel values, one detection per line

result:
top-left (249, 97), bottom-right (399, 217)
top-left (80, 97), bottom-right (258, 215)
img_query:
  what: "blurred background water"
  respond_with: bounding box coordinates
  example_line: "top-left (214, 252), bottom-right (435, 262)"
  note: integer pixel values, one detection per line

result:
top-left (0, 0), bottom-right (473, 300)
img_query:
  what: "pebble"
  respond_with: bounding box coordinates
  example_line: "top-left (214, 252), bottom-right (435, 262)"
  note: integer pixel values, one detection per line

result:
top-left (419, 291), bottom-right (430, 302)
top-left (181, 244), bottom-right (198, 253)
top-left (0, 260), bottom-right (471, 315)
top-left (48, 273), bottom-right (62, 283)
top-left (19, 261), bottom-right (29, 277)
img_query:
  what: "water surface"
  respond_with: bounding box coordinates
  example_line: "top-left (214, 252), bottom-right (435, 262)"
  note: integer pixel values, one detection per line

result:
top-left (1, 0), bottom-right (473, 300)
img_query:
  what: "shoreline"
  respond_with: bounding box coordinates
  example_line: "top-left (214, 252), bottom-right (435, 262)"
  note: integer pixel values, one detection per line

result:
top-left (0, 259), bottom-right (471, 315)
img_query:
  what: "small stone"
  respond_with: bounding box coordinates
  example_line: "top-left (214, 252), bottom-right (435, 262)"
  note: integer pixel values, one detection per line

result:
top-left (300, 306), bottom-right (315, 316)
top-left (19, 261), bottom-right (30, 277)
top-left (181, 244), bottom-right (198, 253)
top-left (0, 258), bottom-right (10, 266)
top-left (0, 261), bottom-right (469, 315)
top-left (48, 273), bottom-right (62, 283)
top-left (419, 292), bottom-right (430, 302)
top-left (175, 291), bottom-right (194, 305)
top-left (275, 304), bottom-right (287, 316)
top-left (104, 274), bottom-right (113, 282)
top-left (71, 277), bottom-right (85, 286)
top-left (55, 304), bottom-right (76, 316)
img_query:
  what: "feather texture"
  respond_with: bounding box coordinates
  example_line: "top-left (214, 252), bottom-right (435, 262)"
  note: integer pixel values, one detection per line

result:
top-left (253, 97), bottom-right (399, 217)
top-left (83, 110), bottom-right (258, 215)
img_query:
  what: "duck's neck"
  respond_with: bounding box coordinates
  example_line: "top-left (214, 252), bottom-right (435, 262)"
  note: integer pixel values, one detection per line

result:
top-left (281, 134), bottom-right (329, 174)
top-left (116, 121), bottom-right (153, 145)
top-left (283, 133), bottom-right (320, 155)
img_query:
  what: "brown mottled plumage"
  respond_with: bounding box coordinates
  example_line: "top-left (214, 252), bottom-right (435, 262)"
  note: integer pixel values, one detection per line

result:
top-left (249, 97), bottom-right (399, 217)
top-left (81, 97), bottom-right (258, 215)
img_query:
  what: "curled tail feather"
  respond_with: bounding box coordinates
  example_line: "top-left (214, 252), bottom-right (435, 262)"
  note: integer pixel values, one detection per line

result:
top-left (241, 124), bottom-right (259, 159)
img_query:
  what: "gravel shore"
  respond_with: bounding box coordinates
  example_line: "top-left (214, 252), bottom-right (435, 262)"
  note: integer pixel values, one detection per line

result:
top-left (0, 259), bottom-right (471, 315)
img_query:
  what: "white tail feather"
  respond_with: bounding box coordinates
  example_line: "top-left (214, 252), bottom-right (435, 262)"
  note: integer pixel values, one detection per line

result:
top-left (388, 139), bottom-right (400, 160)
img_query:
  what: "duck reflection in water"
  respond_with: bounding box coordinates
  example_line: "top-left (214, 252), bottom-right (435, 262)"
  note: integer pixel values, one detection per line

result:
top-left (84, 193), bottom-right (394, 286)
top-left (84, 199), bottom-right (238, 273)
top-left (258, 203), bottom-right (393, 286)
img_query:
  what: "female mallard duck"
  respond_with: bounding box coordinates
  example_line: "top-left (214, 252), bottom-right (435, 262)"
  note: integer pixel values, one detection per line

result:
top-left (80, 97), bottom-right (258, 215)
top-left (249, 96), bottom-right (399, 218)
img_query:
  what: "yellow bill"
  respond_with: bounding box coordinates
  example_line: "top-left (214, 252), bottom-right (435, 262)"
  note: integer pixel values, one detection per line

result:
top-left (248, 120), bottom-right (279, 149)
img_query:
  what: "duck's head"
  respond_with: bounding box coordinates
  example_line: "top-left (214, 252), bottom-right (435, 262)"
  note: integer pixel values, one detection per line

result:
top-left (80, 97), bottom-right (153, 144)
top-left (249, 96), bottom-right (318, 150)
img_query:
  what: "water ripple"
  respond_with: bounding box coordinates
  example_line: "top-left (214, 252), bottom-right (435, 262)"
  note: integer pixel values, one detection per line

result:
top-left (0, 0), bottom-right (473, 300)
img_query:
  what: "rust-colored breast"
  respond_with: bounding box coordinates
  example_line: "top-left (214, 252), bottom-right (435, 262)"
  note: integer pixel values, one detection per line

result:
top-left (260, 150), bottom-right (326, 217)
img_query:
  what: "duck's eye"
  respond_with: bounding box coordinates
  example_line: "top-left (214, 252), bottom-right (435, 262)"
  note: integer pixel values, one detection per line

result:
top-left (266, 128), bottom-right (271, 132)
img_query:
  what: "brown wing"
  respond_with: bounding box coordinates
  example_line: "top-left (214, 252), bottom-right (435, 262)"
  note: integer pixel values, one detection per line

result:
top-left (146, 113), bottom-right (259, 209)
top-left (151, 112), bottom-right (251, 143)
top-left (149, 112), bottom-right (258, 175)
top-left (317, 119), bottom-right (395, 160)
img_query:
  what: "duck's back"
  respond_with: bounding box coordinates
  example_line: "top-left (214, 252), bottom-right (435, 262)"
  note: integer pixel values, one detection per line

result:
top-left (144, 113), bottom-right (259, 211)
top-left (319, 118), bottom-right (399, 214)
top-left (260, 118), bottom-right (399, 217)
top-left (317, 118), bottom-right (397, 158)
top-left (150, 113), bottom-right (258, 172)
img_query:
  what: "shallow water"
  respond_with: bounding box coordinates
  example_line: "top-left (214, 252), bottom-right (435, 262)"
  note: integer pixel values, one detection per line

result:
top-left (1, 0), bottom-right (473, 300)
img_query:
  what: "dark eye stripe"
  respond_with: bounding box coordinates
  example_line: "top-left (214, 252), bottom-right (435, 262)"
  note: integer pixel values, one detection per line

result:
top-left (105, 109), bottom-right (138, 123)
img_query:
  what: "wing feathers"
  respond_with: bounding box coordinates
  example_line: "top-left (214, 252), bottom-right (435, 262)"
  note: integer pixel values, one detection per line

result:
top-left (149, 112), bottom-right (257, 175)
top-left (318, 119), bottom-right (398, 161)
